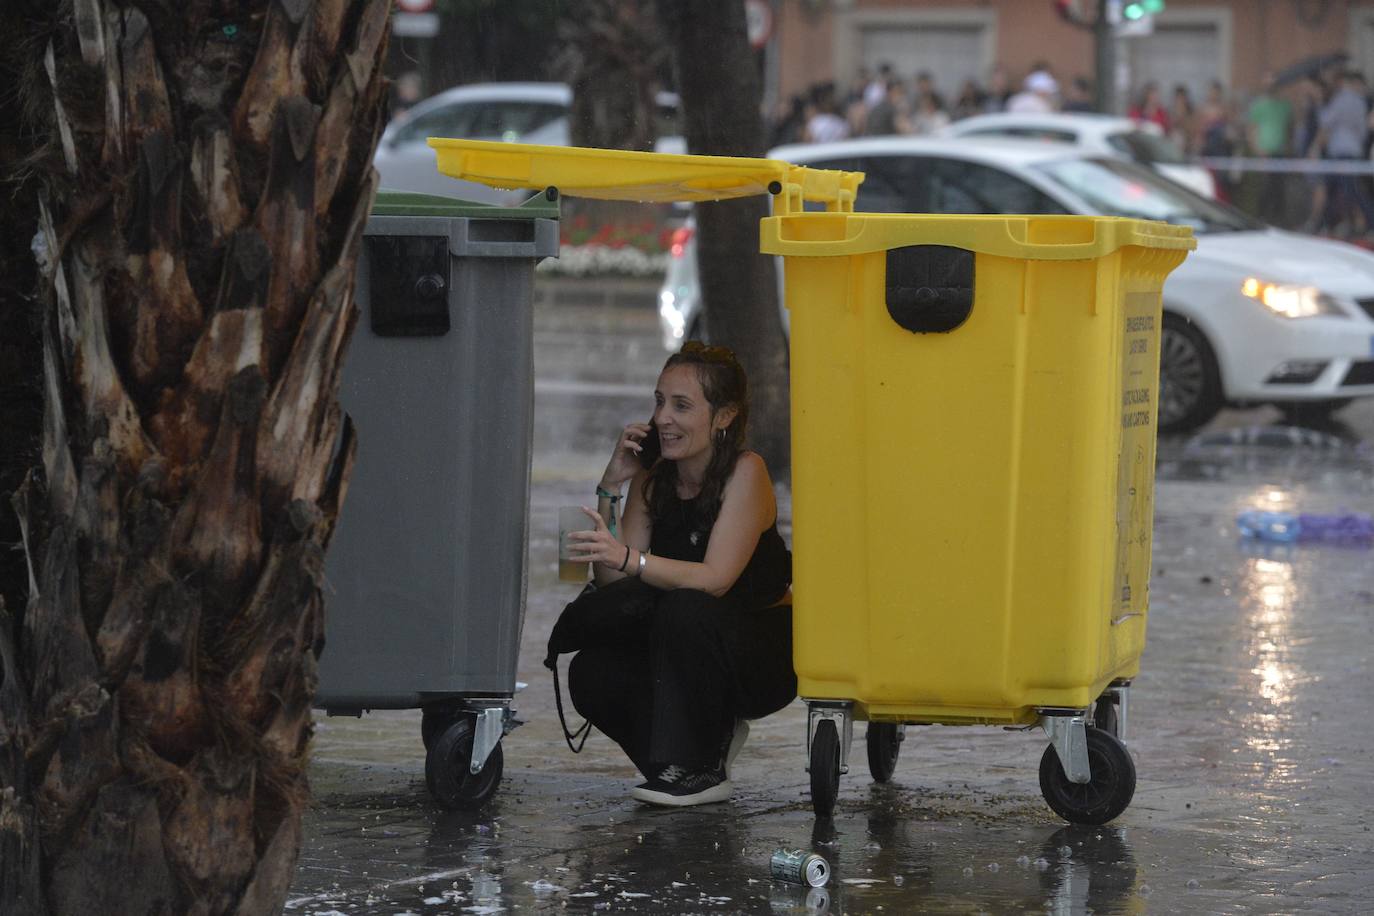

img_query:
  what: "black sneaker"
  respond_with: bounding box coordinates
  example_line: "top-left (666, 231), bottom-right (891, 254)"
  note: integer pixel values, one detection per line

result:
top-left (632, 763), bottom-right (732, 807)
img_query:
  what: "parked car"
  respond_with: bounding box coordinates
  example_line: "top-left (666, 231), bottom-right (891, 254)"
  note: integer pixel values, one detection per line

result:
top-left (940, 112), bottom-right (1217, 198)
top-left (376, 82), bottom-right (682, 203)
top-left (658, 136), bottom-right (1374, 433)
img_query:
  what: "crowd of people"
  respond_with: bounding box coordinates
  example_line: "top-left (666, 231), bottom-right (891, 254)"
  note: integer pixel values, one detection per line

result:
top-left (768, 61), bottom-right (1096, 147)
top-left (770, 61), bottom-right (1374, 239)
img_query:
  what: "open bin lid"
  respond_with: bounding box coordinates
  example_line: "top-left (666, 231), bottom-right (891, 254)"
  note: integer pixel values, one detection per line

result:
top-left (428, 138), bottom-right (863, 214)
top-left (372, 188), bottom-right (558, 220)
top-left (426, 140), bottom-right (1194, 261)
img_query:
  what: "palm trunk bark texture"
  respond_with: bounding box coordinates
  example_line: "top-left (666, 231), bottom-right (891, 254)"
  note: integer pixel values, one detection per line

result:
top-left (0, 2), bottom-right (390, 912)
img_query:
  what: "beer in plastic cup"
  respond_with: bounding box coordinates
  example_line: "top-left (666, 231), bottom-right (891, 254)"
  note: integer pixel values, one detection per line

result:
top-left (558, 506), bottom-right (596, 583)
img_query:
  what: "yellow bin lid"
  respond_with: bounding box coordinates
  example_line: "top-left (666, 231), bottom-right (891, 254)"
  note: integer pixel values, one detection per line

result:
top-left (429, 138), bottom-right (863, 214)
top-left (428, 139), bottom-right (1195, 260)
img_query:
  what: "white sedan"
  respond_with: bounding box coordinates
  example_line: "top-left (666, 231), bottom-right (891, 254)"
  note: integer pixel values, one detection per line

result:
top-left (376, 82), bottom-right (681, 203)
top-left (940, 112), bottom-right (1217, 198)
top-left (658, 137), bottom-right (1374, 433)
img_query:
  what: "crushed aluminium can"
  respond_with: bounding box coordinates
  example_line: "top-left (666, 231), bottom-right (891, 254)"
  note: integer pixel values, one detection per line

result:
top-left (770, 848), bottom-right (830, 887)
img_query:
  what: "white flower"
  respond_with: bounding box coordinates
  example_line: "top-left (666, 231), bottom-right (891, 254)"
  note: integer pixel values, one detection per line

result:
top-left (537, 244), bottom-right (669, 278)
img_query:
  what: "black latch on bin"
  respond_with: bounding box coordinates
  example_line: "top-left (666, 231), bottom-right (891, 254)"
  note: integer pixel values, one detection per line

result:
top-left (366, 235), bottom-right (451, 337)
top-left (885, 245), bottom-right (974, 334)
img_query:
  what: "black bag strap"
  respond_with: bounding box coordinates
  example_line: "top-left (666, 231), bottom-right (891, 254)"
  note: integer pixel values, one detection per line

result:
top-left (547, 656), bottom-right (592, 753)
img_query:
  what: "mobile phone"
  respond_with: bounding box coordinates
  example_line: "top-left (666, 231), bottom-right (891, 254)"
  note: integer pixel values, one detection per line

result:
top-left (638, 420), bottom-right (661, 469)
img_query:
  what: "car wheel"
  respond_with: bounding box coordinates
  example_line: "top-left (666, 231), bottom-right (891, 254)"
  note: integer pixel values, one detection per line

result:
top-left (1158, 313), bottom-right (1223, 435)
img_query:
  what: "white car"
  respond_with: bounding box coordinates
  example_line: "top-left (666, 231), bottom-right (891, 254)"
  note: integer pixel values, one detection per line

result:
top-left (658, 137), bottom-right (1374, 433)
top-left (376, 82), bottom-right (681, 203)
top-left (941, 112), bottom-right (1217, 198)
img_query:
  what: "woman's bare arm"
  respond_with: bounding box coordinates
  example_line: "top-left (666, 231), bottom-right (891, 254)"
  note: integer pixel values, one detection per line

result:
top-left (635, 452), bottom-right (774, 596)
top-left (590, 468), bottom-right (653, 586)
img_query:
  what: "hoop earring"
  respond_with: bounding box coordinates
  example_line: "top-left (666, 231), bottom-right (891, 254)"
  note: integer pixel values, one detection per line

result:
top-left (716, 427), bottom-right (726, 443)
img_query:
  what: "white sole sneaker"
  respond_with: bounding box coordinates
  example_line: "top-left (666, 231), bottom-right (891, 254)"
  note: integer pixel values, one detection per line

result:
top-left (725, 719), bottom-right (750, 776)
top-left (632, 778), bottom-right (733, 807)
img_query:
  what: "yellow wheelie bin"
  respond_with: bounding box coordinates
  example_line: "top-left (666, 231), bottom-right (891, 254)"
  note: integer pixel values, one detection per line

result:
top-left (769, 212), bottom-right (1193, 823)
top-left (429, 139), bottom-right (1194, 825)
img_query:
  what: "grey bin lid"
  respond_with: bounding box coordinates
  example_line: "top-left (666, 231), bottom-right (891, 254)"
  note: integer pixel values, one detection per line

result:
top-left (371, 188), bottom-right (560, 221)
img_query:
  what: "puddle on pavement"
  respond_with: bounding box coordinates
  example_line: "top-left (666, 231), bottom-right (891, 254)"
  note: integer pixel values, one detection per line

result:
top-left (292, 327), bottom-right (1374, 914)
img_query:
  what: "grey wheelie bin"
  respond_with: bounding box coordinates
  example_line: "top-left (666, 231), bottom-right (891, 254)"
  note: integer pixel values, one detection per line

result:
top-left (319, 189), bottom-right (559, 809)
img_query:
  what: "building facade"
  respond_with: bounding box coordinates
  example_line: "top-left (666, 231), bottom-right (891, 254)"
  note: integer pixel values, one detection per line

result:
top-left (769, 0), bottom-right (1374, 109)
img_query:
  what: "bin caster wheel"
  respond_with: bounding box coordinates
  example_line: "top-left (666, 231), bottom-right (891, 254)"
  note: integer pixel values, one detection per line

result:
top-left (421, 704), bottom-right (460, 752)
top-left (866, 723), bottom-right (903, 783)
top-left (1038, 726), bottom-right (1135, 825)
top-left (426, 715), bottom-right (503, 810)
top-left (1093, 697), bottom-right (1120, 740)
top-left (809, 718), bottom-right (841, 818)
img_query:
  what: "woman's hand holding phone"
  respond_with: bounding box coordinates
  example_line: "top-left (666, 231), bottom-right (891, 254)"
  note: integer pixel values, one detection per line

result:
top-left (600, 421), bottom-right (656, 489)
top-left (636, 420), bottom-right (661, 469)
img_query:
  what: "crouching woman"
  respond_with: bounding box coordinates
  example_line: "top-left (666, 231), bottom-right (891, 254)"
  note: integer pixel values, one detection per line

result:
top-left (566, 342), bottom-right (795, 807)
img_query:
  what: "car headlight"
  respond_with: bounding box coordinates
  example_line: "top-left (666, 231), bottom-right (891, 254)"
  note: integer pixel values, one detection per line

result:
top-left (1240, 278), bottom-right (1344, 318)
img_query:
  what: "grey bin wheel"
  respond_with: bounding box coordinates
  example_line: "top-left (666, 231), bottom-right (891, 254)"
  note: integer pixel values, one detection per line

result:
top-left (421, 703), bottom-right (460, 752)
top-left (1158, 314), bottom-right (1224, 435)
top-left (426, 715), bottom-right (504, 810)
top-left (809, 718), bottom-right (841, 818)
top-left (865, 723), bottom-right (903, 783)
top-left (1038, 727), bottom-right (1136, 826)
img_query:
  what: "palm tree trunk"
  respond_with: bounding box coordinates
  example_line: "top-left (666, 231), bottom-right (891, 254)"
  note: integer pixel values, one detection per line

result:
top-left (0, 2), bottom-right (390, 912)
top-left (556, 0), bottom-right (669, 270)
top-left (658, 0), bottom-right (791, 474)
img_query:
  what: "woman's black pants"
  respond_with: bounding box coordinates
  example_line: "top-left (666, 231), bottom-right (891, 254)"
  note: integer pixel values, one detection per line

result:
top-left (567, 588), bottom-right (796, 776)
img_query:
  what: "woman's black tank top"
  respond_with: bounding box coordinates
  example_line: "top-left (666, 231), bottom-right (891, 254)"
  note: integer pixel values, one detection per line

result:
top-left (649, 491), bottom-right (791, 608)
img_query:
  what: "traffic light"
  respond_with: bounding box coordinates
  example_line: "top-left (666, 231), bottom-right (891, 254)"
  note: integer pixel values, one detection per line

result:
top-left (1123, 0), bottom-right (1165, 20)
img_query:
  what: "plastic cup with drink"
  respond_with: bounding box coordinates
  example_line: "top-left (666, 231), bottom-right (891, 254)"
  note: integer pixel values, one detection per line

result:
top-left (558, 506), bottom-right (597, 583)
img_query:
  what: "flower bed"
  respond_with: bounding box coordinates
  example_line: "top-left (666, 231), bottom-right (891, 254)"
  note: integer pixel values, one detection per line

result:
top-left (537, 215), bottom-right (675, 277)
top-left (538, 244), bottom-right (669, 277)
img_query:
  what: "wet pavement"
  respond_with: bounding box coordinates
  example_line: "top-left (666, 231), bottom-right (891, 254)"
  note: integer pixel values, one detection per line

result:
top-left (287, 295), bottom-right (1374, 914)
